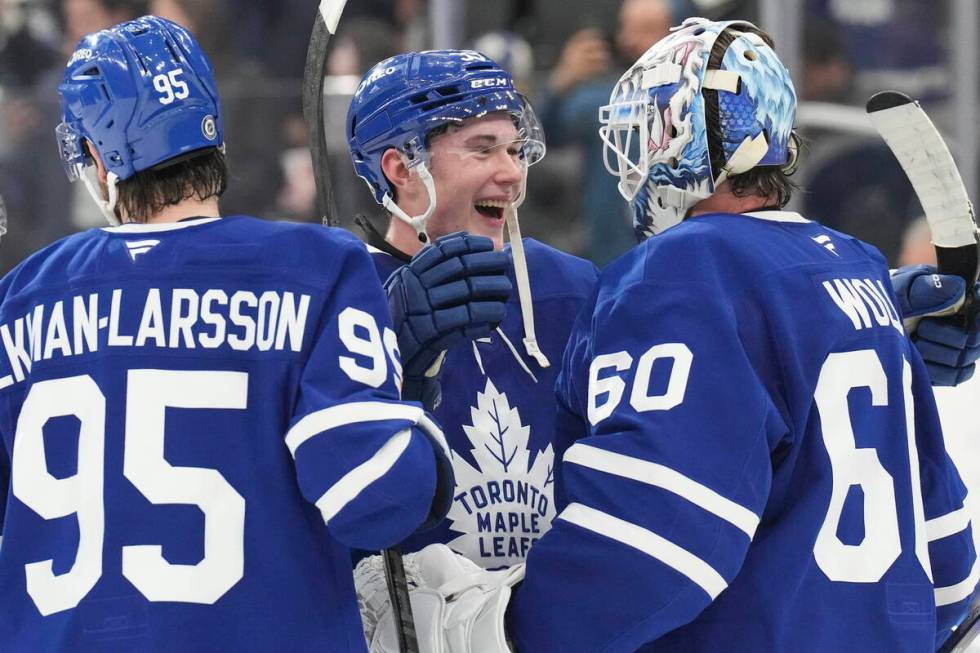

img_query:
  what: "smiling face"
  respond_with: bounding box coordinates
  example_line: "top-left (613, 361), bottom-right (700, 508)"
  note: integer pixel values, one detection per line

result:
top-left (402, 113), bottom-right (525, 250)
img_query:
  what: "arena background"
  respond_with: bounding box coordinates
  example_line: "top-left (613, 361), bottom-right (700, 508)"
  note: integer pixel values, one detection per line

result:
top-left (1, 0), bottom-right (979, 646)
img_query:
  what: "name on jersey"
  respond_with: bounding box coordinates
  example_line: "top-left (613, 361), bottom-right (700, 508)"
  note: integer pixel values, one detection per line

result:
top-left (821, 277), bottom-right (903, 334)
top-left (0, 288), bottom-right (311, 388)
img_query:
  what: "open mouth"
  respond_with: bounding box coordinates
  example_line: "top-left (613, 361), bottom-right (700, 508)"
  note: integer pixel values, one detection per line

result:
top-left (475, 199), bottom-right (509, 220)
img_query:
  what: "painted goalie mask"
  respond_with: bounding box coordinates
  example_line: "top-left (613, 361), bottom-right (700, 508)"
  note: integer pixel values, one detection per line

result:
top-left (599, 17), bottom-right (797, 238)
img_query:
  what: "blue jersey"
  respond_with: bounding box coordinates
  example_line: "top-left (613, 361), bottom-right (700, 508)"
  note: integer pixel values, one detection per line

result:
top-left (368, 238), bottom-right (598, 569)
top-left (0, 217), bottom-right (443, 652)
top-left (511, 211), bottom-right (978, 652)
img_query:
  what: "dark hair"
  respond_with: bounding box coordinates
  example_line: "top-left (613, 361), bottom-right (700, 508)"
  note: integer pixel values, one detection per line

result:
top-left (703, 25), bottom-right (800, 207)
top-left (116, 148), bottom-right (228, 223)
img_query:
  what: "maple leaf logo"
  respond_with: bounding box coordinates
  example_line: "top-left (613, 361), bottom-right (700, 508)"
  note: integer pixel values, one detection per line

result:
top-left (447, 378), bottom-right (555, 569)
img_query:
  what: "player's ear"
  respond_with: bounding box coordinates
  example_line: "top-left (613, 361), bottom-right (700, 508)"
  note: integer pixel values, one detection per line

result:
top-left (84, 141), bottom-right (109, 184)
top-left (380, 148), bottom-right (414, 194)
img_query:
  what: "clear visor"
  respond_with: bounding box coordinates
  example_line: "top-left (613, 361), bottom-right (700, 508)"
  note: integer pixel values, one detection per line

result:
top-left (55, 121), bottom-right (90, 182)
top-left (419, 93), bottom-right (546, 168)
top-left (514, 94), bottom-right (546, 166)
top-left (599, 99), bottom-right (649, 202)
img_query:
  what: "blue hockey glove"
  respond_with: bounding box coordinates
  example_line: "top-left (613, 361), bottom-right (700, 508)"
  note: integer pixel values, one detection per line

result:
top-left (386, 232), bottom-right (512, 409)
top-left (891, 264), bottom-right (980, 386)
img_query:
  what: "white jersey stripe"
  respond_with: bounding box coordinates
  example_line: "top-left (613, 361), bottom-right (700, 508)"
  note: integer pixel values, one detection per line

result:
top-left (935, 558), bottom-right (980, 607)
top-left (559, 503), bottom-right (728, 600)
top-left (315, 429), bottom-right (412, 523)
top-left (285, 402), bottom-right (424, 456)
top-left (926, 507), bottom-right (972, 542)
top-left (564, 443), bottom-right (760, 538)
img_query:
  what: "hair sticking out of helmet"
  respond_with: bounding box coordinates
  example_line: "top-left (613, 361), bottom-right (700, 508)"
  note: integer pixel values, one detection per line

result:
top-left (599, 17), bottom-right (797, 239)
top-left (56, 15), bottom-right (224, 225)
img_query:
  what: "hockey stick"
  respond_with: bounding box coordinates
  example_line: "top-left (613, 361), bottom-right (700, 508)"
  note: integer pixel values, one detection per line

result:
top-left (302, 0), bottom-right (346, 226)
top-left (866, 91), bottom-right (979, 326)
top-left (867, 92), bottom-right (980, 653)
top-left (303, 4), bottom-right (418, 652)
top-left (939, 594), bottom-right (980, 653)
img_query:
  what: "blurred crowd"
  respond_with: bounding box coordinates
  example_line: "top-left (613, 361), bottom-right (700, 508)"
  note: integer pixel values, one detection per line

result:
top-left (0, 0), bottom-right (964, 273)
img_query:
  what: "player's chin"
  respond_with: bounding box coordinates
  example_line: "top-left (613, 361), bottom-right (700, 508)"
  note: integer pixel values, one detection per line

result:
top-left (468, 211), bottom-right (506, 246)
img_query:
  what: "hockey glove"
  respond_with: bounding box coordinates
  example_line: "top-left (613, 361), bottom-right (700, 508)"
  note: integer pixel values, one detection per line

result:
top-left (891, 264), bottom-right (980, 386)
top-left (386, 232), bottom-right (512, 410)
top-left (354, 544), bottom-right (522, 653)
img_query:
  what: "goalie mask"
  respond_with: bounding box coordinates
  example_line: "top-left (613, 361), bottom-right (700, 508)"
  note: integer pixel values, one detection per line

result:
top-left (346, 49), bottom-right (545, 240)
top-left (600, 17), bottom-right (797, 239)
top-left (56, 16), bottom-right (224, 225)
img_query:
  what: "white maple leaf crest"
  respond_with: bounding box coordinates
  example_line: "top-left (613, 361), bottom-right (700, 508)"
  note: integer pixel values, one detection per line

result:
top-left (447, 378), bottom-right (555, 569)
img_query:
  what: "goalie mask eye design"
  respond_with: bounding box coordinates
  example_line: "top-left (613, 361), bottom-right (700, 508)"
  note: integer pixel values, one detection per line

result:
top-left (599, 17), bottom-right (797, 239)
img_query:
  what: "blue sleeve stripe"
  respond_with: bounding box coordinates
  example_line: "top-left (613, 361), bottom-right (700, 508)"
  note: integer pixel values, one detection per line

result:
top-left (285, 401), bottom-right (424, 456)
top-left (559, 502), bottom-right (728, 599)
top-left (936, 558), bottom-right (980, 606)
top-left (314, 428), bottom-right (413, 523)
top-left (927, 507), bottom-right (972, 542)
top-left (564, 443), bottom-right (760, 538)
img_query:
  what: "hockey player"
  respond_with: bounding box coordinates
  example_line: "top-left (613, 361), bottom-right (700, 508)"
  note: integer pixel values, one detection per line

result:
top-left (356, 18), bottom-right (980, 653)
top-left (0, 17), bottom-right (456, 652)
top-left (507, 18), bottom-right (980, 652)
top-left (346, 50), bottom-right (599, 569)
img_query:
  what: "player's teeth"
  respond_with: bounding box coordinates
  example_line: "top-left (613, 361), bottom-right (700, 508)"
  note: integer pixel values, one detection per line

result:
top-left (475, 200), bottom-right (509, 208)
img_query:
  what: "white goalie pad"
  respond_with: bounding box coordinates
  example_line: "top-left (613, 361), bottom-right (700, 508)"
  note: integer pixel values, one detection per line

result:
top-left (354, 544), bottom-right (524, 653)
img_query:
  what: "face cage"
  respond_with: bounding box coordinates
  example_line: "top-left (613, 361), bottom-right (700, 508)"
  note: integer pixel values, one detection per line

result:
top-left (55, 121), bottom-right (90, 182)
top-left (598, 100), bottom-right (650, 203)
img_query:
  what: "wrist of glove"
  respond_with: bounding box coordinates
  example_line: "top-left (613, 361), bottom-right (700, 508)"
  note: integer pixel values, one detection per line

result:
top-left (354, 544), bottom-right (523, 653)
top-left (890, 264), bottom-right (980, 386)
top-left (386, 232), bottom-right (512, 409)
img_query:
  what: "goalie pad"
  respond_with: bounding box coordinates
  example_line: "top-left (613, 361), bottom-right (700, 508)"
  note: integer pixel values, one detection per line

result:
top-left (354, 544), bottom-right (524, 653)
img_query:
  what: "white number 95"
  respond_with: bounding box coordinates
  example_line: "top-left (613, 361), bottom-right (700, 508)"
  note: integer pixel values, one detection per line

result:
top-left (153, 68), bottom-right (190, 105)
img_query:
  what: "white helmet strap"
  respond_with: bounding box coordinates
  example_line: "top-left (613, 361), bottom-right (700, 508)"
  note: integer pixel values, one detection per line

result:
top-left (383, 162), bottom-right (437, 242)
top-left (505, 171), bottom-right (550, 368)
top-left (80, 168), bottom-right (121, 226)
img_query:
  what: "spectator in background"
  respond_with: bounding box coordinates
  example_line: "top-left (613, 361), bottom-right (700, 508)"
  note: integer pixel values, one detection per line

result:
top-left (0, 0), bottom-right (146, 274)
top-left (0, 0), bottom-right (59, 90)
top-left (796, 18), bottom-right (920, 264)
top-left (149, 0), bottom-right (284, 219)
top-left (538, 0), bottom-right (693, 266)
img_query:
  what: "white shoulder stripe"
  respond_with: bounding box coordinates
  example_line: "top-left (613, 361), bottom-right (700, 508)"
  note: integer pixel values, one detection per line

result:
top-left (935, 558), bottom-right (980, 607)
top-left (926, 507), bottom-right (972, 542)
top-left (286, 402), bottom-right (423, 456)
top-left (102, 217), bottom-right (220, 233)
top-left (315, 429), bottom-right (412, 523)
top-left (564, 444), bottom-right (760, 538)
top-left (560, 503), bottom-right (727, 599)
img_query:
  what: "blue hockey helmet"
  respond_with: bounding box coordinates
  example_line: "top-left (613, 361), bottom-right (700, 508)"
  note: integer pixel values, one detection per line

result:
top-left (346, 49), bottom-right (545, 236)
top-left (56, 15), bottom-right (223, 222)
top-left (599, 18), bottom-right (797, 238)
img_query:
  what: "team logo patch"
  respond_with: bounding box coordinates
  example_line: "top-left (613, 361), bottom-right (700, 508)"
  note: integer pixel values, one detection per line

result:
top-left (201, 115), bottom-right (217, 141)
top-left (446, 378), bottom-right (555, 569)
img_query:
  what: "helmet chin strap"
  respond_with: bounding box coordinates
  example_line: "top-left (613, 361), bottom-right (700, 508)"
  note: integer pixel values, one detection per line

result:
top-left (505, 170), bottom-right (550, 368)
top-left (382, 163), bottom-right (437, 243)
top-left (80, 167), bottom-right (121, 226)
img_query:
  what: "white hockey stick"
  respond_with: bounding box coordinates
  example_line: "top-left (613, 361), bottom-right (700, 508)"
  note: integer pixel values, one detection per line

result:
top-left (867, 91), bottom-right (980, 652)
top-left (866, 91), bottom-right (979, 323)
